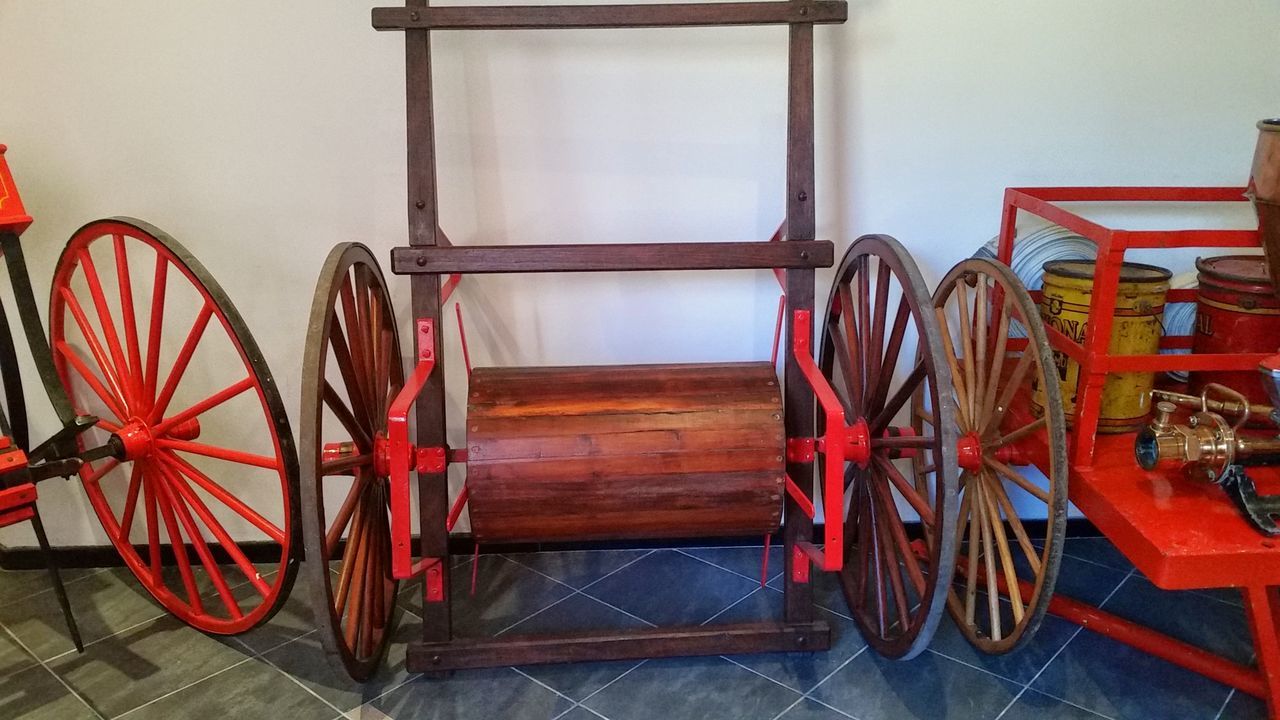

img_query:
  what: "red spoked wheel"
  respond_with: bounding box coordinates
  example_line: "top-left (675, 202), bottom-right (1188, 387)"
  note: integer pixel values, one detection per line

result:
top-left (299, 243), bottom-right (403, 681)
top-left (49, 218), bottom-right (300, 634)
top-left (819, 234), bottom-right (960, 660)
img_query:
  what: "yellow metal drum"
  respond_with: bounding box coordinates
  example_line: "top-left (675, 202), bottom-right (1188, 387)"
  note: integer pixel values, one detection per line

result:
top-left (1032, 260), bottom-right (1172, 433)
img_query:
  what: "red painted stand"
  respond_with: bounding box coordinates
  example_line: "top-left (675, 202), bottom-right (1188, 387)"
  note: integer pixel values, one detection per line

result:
top-left (998, 186), bottom-right (1280, 717)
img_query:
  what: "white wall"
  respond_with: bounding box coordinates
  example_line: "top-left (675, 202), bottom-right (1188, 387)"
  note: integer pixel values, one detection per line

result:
top-left (0, 0), bottom-right (1277, 548)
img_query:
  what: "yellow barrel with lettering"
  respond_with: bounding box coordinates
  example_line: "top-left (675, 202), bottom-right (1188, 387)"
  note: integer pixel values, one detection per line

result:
top-left (1032, 260), bottom-right (1171, 433)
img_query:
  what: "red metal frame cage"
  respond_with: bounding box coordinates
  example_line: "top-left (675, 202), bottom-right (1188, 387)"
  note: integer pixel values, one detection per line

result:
top-left (997, 185), bottom-right (1280, 717)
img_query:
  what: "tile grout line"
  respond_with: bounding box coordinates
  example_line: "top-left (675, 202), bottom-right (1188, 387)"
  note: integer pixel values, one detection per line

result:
top-left (0, 566), bottom-right (111, 612)
top-left (1212, 688), bottom-right (1237, 720)
top-left (112, 656), bottom-right (256, 719)
top-left (253, 641), bottom-right (350, 718)
top-left (766, 696), bottom-right (807, 720)
top-left (1, 618), bottom-right (107, 720)
top-left (992, 567), bottom-right (1136, 720)
top-left (674, 547), bottom-right (782, 588)
top-left (803, 695), bottom-right (863, 720)
top-left (700, 585), bottom-right (763, 626)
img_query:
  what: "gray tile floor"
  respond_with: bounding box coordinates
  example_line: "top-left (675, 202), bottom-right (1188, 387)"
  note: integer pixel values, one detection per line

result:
top-left (0, 537), bottom-right (1267, 719)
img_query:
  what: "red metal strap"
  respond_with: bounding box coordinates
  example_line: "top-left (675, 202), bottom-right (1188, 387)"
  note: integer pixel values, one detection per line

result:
top-left (790, 309), bottom-right (845, 572)
top-left (388, 318), bottom-right (438, 580)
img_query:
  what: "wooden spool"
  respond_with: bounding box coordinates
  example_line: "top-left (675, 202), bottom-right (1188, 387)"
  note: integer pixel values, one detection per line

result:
top-left (465, 362), bottom-right (785, 543)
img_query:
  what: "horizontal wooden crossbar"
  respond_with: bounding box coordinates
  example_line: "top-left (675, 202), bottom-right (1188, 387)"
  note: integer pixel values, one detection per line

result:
top-left (406, 620), bottom-right (831, 671)
top-left (391, 240), bottom-right (834, 274)
top-left (372, 1), bottom-right (847, 31)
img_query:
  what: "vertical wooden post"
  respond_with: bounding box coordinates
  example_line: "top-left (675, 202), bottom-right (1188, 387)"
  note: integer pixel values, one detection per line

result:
top-left (405, 0), bottom-right (452, 643)
top-left (783, 18), bottom-right (817, 624)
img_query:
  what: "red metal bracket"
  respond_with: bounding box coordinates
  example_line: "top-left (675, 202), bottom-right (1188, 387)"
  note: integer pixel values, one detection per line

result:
top-left (0, 482), bottom-right (35, 528)
top-left (415, 446), bottom-right (447, 474)
top-left (791, 544), bottom-right (811, 583)
top-left (421, 557), bottom-right (446, 602)
top-left (790, 309), bottom-right (846, 572)
top-left (785, 437), bottom-right (814, 463)
top-left (388, 318), bottom-right (439, 580)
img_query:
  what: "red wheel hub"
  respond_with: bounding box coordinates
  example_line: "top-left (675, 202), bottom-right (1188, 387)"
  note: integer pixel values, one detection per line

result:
top-left (957, 432), bottom-right (984, 472)
top-left (842, 417), bottom-right (871, 468)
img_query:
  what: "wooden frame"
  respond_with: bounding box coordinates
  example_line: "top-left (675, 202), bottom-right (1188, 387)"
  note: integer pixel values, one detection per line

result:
top-left (380, 0), bottom-right (842, 672)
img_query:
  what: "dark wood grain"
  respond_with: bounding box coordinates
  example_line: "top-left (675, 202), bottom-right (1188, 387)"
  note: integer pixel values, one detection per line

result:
top-left (466, 362), bottom-right (785, 542)
top-left (407, 621), bottom-right (831, 671)
top-left (391, 240), bottom-right (833, 275)
top-left (373, 1), bottom-right (847, 31)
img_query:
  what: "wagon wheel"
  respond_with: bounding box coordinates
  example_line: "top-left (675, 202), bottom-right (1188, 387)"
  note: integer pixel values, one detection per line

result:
top-left (923, 258), bottom-right (1067, 654)
top-left (299, 243), bottom-right (403, 681)
top-left (49, 218), bottom-right (300, 634)
top-left (819, 234), bottom-right (960, 660)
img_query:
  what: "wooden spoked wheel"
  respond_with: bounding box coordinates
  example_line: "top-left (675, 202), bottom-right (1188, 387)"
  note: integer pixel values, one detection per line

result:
top-left (924, 258), bottom-right (1067, 654)
top-left (299, 243), bottom-right (404, 681)
top-left (49, 218), bottom-right (300, 634)
top-left (819, 234), bottom-right (960, 660)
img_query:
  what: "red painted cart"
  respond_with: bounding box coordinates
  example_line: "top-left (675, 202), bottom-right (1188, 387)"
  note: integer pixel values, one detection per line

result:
top-left (993, 185), bottom-right (1280, 716)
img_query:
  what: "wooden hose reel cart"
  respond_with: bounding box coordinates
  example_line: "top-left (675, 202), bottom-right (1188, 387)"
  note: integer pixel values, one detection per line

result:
top-left (0, 146), bottom-right (301, 648)
top-left (294, 0), bottom-right (1074, 681)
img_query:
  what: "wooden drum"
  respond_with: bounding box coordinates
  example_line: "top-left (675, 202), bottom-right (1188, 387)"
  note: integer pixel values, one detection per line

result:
top-left (465, 362), bottom-right (785, 542)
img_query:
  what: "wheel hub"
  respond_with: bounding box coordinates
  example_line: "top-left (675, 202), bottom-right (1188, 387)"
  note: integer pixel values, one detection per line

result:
top-left (957, 432), bottom-right (983, 472)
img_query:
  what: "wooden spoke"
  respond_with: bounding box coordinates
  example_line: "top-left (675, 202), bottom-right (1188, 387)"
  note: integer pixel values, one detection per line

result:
top-left (987, 350), bottom-right (1035, 434)
top-left (328, 313), bottom-right (373, 434)
top-left (980, 472), bottom-right (1025, 624)
top-left (327, 471), bottom-right (373, 556)
top-left (324, 381), bottom-right (373, 450)
top-left (866, 260), bottom-right (892, 395)
top-left (868, 298), bottom-right (912, 413)
top-left (955, 282), bottom-right (978, 424)
top-left (933, 305), bottom-right (972, 432)
top-left (987, 474), bottom-right (1043, 575)
top-left (869, 362), bottom-right (926, 434)
top-left (963, 482), bottom-right (980, 626)
top-left (995, 417), bottom-right (1047, 449)
top-left (871, 470), bottom-right (927, 594)
top-left (979, 295), bottom-right (1012, 425)
top-left (837, 284), bottom-right (864, 415)
top-left (973, 276), bottom-right (989, 424)
top-left (874, 455), bottom-right (935, 527)
top-left (984, 456), bottom-right (1050, 503)
top-left (974, 478), bottom-right (1001, 641)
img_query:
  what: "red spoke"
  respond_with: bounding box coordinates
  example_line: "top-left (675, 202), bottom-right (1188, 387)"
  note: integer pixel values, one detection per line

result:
top-left (334, 494), bottom-right (369, 618)
top-left (326, 470), bottom-right (372, 556)
top-left (144, 253), bottom-right (168, 406)
top-left (151, 303), bottom-right (214, 423)
top-left (59, 288), bottom-right (131, 413)
top-left (341, 272), bottom-right (377, 424)
top-left (866, 261), bottom-right (891, 399)
top-left (160, 451), bottom-right (286, 543)
top-left (142, 467), bottom-right (162, 582)
top-left (151, 462), bottom-right (204, 613)
top-left (158, 438), bottom-right (279, 471)
top-left (854, 480), bottom-right (871, 607)
top-left (324, 381), bottom-right (372, 449)
top-left (154, 463), bottom-right (243, 619)
top-left (76, 248), bottom-right (140, 408)
top-left (79, 458), bottom-right (121, 486)
top-left (152, 377), bottom-right (253, 437)
top-left (117, 464), bottom-right (144, 542)
top-left (55, 341), bottom-right (126, 421)
top-left (158, 456), bottom-right (271, 598)
top-left (874, 454), bottom-right (936, 527)
top-left (113, 234), bottom-right (145, 396)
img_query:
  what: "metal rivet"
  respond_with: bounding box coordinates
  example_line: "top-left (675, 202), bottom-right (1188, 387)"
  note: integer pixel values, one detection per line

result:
top-left (470, 425), bottom-right (479, 432)
top-left (410, 11), bottom-right (421, 21)
top-left (416, 256), bottom-right (427, 267)
top-left (798, 190), bottom-right (808, 201)
top-left (415, 200), bottom-right (426, 209)
top-left (799, 6), bottom-right (808, 15)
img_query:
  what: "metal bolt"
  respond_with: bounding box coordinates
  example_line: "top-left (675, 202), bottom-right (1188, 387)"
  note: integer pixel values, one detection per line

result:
top-left (411, 11), bottom-right (421, 20)
top-left (416, 255), bottom-right (428, 267)
top-left (799, 6), bottom-right (808, 15)
top-left (798, 190), bottom-right (808, 201)
top-left (796, 635), bottom-right (808, 646)
top-left (431, 654), bottom-right (442, 664)
top-left (800, 251), bottom-right (809, 259)
top-left (772, 414), bottom-right (780, 420)
top-left (415, 200), bottom-right (426, 209)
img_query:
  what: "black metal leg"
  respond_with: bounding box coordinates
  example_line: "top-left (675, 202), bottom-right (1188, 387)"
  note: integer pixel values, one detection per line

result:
top-left (30, 507), bottom-right (82, 652)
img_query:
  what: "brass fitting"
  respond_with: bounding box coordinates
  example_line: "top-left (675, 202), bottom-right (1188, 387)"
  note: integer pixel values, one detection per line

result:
top-left (1134, 404), bottom-right (1236, 483)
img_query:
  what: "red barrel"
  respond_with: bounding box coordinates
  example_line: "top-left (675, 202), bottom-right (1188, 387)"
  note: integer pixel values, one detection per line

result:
top-left (1189, 255), bottom-right (1280, 403)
